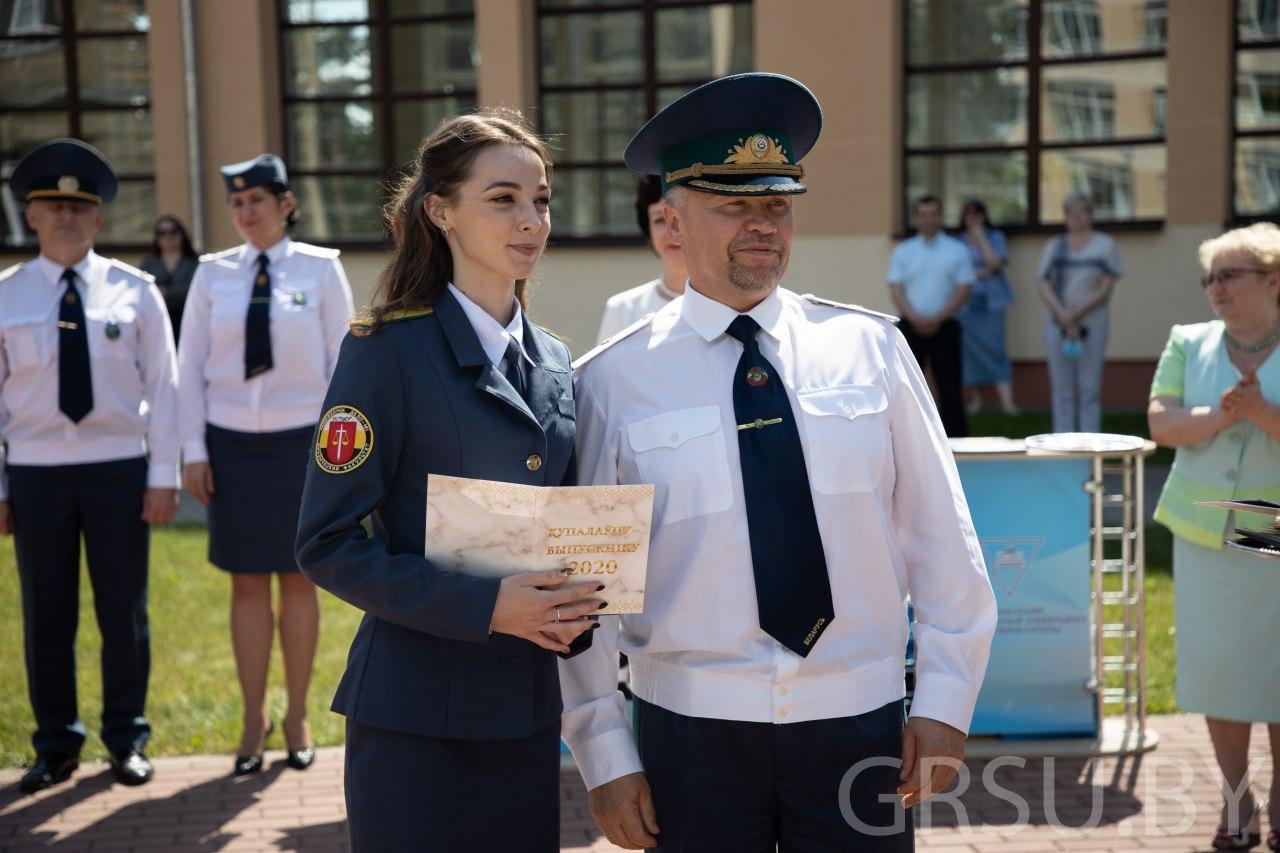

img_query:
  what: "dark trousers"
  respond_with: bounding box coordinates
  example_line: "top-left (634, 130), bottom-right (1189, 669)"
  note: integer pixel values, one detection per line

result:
top-left (899, 318), bottom-right (969, 437)
top-left (636, 699), bottom-right (914, 852)
top-left (344, 718), bottom-right (562, 852)
top-left (8, 458), bottom-right (152, 757)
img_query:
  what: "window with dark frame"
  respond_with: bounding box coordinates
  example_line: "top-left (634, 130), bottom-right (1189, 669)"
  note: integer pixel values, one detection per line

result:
top-left (903, 0), bottom-right (1168, 232)
top-left (1234, 0), bottom-right (1280, 220)
top-left (0, 0), bottom-right (154, 249)
top-left (279, 0), bottom-right (477, 246)
top-left (537, 0), bottom-right (753, 242)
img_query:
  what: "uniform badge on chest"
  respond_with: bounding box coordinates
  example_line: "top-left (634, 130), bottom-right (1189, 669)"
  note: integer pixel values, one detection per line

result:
top-left (105, 321), bottom-right (120, 341)
top-left (292, 291), bottom-right (306, 306)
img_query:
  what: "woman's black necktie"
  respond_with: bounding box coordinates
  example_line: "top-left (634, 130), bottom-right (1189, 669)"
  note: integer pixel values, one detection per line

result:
top-left (504, 336), bottom-right (528, 402)
top-left (244, 253), bottom-right (273, 379)
top-left (58, 268), bottom-right (93, 423)
top-left (726, 314), bottom-right (834, 656)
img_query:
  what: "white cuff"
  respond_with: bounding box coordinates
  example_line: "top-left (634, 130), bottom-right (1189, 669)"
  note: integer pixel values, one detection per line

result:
top-left (567, 726), bottom-right (643, 791)
top-left (908, 672), bottom-right (982, 735)
top-left (182, 440), bottom-right (208, 465)
top-left (147, 461), bottom-right (181, 490)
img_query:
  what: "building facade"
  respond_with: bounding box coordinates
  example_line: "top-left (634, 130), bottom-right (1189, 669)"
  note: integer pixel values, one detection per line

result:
top-left (0, 0), bottom-right (1267, 406)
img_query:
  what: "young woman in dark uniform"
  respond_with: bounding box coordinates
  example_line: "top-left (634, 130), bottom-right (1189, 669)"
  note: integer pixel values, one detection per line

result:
top-left (178, 155), bottom-right (354, 775)
top-left (295, 110), bottom-right (601, 851)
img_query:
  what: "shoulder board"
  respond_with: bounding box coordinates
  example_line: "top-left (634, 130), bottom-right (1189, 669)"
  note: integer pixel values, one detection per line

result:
top-left (0, 262), bottom-right (26, 284)
top-left (572, 311), bottom-right (656, 371)
top-left (107, 258), bottom-right (154, 283)
top-left (348, 306), bottom-right (435, 337)
top-left (291, 241), bottom-right (341, 259)
top-left (802, 294), bottom-right (899, 323)
top-left (198, 247), bottom-right (239, 263)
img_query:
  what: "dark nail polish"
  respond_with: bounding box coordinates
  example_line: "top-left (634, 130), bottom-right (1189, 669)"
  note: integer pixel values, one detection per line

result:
top-left (596, 584), bottom-right (606, 591)
top-left (597, 602), bottom-right (608, 610)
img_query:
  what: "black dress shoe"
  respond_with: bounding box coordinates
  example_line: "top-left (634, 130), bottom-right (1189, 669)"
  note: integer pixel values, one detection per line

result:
top-left (285, 746), bottom-right (315, 771)
top-left (18, 753), bottom-right (78, 793)
top-left (109, 749), bottom-right (153, 786)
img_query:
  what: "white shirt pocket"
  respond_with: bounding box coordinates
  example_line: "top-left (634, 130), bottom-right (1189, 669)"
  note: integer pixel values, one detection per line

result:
top-left (85, 306), bottom-right (138, 362)
top-left (626, 405), bottom-right (733, 525)
top-left (797, 384), bottom-right (889, 494)
top-left (0, 317), bottom-right (46, 371)
top-left (274, 278), bottom-right (318, 319)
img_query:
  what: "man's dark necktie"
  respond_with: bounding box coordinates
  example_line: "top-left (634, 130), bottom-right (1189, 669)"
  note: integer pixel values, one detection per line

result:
top-left (504, 336), bottom-right (528, 402)
top-left (58, 268), bottom-right (93, 423)
top-left (244, 253), bottom-right (273, 379)
top-left (726, 314), bottom-right (835, 656)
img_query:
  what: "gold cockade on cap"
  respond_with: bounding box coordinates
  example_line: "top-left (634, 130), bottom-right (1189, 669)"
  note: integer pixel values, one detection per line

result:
top-left (725, 134), bottom-right (789, 166)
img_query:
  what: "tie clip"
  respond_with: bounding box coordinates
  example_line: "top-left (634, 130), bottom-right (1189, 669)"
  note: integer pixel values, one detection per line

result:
top-left (737, 417), bottom-right (783, 431)
top-left (57, 320), bottom-right (79, 330)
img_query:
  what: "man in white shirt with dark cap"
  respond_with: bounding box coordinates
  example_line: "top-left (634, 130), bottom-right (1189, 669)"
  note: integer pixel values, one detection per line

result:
top-left (561, 73), bottom-right (997, 851)
top-left (0, 138), bottom-right (179, 792)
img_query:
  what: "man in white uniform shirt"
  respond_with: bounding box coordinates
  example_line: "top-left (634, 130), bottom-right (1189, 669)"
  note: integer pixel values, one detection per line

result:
top-left (0, 139), bottom-right (179, 792)
top-left (596, 175), bottom-right (688, 343)
top-left (561, 74), bottom-right (997, 851)
top-left (886, 195), bottom-right (977, 438)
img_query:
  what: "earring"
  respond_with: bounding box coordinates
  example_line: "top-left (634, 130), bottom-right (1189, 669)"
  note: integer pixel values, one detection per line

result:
top-left (441, 227), bottom-right (448, 237)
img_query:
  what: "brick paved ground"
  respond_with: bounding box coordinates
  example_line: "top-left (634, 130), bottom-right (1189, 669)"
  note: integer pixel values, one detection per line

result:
top-left (0, 714), bottom-right (1273, 851)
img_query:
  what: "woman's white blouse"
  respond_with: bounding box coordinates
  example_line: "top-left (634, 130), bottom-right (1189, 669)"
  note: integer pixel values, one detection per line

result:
top-left (177, 237), bottom-right (354, 462)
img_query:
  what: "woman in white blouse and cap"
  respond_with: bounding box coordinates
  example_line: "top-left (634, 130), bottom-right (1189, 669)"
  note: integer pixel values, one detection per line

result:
top-left (178, 154), bottom-right (354, 776)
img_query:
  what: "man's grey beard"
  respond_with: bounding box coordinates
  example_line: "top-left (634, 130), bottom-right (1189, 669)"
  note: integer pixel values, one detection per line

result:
top-left (727, 256), bottom-right (785, 292)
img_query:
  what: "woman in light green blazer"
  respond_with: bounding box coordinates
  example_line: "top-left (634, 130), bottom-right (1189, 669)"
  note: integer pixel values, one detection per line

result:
top-left (1149, 223), bottom-right (1280, 852)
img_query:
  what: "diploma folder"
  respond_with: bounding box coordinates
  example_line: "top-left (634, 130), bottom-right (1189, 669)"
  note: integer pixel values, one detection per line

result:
top-left (425, 474), bottom-right (654, 615)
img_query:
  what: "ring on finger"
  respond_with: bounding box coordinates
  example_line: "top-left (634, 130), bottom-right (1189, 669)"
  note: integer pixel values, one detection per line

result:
top-left (555, 607), bottom-right (561, 622)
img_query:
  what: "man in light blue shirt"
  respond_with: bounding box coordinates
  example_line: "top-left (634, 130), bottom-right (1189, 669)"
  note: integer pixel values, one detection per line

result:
top-left (886, 195), bottom-right (976, 436)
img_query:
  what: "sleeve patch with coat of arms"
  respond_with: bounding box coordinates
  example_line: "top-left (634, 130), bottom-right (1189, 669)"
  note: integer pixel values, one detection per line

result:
top-left (315, 405), bottom-right (374, 474)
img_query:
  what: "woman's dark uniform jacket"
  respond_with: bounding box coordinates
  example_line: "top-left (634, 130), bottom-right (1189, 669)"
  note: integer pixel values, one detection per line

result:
top-left (294, 287), bottom-right (588, 742)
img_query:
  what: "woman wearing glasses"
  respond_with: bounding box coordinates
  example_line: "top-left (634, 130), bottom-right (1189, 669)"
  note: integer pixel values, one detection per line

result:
top-left (1148, 223), bottom-right (1280, 852)
top-left (139, 215), bottom-right (199, 341)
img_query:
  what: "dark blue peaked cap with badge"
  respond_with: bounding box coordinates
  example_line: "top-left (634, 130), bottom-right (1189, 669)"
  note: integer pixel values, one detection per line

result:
top-left (624, 72), bottom-right (822, 197)
top-left (220, 153), bottom-right (289, 194)
top-left (10, 138), bottom-right (118, 205)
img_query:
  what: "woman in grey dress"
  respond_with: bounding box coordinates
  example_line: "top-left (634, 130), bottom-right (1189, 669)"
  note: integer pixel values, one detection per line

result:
top-left (1035, 193), bottom-right (1124, 433)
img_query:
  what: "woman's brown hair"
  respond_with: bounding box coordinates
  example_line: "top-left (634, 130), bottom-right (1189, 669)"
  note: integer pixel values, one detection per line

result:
top-left (367, 108), bottom-right (553, 331)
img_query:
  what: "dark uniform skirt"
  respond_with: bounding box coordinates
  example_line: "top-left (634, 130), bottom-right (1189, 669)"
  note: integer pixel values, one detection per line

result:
top-left (206, 423), bottom-right (314, 573)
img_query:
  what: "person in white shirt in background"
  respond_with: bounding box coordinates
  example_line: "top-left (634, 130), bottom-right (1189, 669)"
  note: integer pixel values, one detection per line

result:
top-left (561, 73), bottom-right (997, 852)
top-left (596, 174), bottom-right (688, 343)
top-left (177, 154), bottom-right (353, 777)
top-left (0, 138), bottom-right (178, 793)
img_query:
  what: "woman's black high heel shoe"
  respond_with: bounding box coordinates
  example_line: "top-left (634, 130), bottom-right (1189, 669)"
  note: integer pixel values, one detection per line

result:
top-left (232, 721), bottom-right (274, 776)
top-left (284, 720), bottom-right (315, 771)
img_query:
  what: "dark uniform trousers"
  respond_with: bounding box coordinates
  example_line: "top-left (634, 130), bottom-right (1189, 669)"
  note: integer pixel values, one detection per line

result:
top-left (637, 699), bottom-right (914, 853)
top-left (8, 457), bottom-right (151, 756)
top-left (899, 318), bottom-right (969, 438)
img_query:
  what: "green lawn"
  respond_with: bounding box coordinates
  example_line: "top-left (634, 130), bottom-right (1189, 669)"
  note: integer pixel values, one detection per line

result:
top-left (0, 526), bottom-right (363, 768)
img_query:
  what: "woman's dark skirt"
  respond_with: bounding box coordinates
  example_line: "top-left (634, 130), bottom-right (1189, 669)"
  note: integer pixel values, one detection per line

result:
top-left (344, 719), bottom-right (562, 852)
top-left (205, 423), bottom-right (314, 574)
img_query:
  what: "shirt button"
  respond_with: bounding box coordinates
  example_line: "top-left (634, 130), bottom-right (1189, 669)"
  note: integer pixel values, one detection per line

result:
top-left (777, 708), bottom-right (789, 719)
top-left (526, 454), bottom-right (543, 472)
top-left (777, 686), bottom-right (790, 696)
top-left (1225, 468), bottom-right (1238, 481)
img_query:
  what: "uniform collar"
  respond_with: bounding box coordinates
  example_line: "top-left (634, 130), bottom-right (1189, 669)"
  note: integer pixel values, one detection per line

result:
top-left (447, 282), bottom-right (529, 369)
top-left (238, 236), bottom-right (291, 267)
top-left (36, 249), bottom-right (97, 286)
top-left (681, 281), bottom-right (786, 343)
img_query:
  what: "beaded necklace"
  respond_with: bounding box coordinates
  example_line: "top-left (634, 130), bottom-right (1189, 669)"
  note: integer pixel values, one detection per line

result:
top-left (1225, 326), bottom-right (1280, 354)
